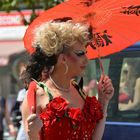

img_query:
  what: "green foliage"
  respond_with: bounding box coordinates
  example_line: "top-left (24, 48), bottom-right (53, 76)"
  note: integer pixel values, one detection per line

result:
top-left (0, 0), bottom-right (64, 25)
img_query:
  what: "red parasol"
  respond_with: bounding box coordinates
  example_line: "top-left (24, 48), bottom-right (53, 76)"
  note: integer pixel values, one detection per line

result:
top-left (23, 0), bottom-right (140, 59)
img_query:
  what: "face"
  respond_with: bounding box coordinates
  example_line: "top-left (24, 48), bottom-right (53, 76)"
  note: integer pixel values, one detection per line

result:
top-left (64, 42), bottom-right (88, 77)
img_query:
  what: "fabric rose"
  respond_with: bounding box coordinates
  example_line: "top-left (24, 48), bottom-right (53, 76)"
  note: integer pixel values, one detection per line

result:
top-left (39, 110), bottom-right (54, 129)
top-left (40, 97), bottom-right (68, 127)
top-left (68, 108), bottom-right (84, 125)
top-left (40, 108), bottom-right (56, 126)
top-left (40, 110), bottom-right (55, 120)
top-left (47, 97), bottom-right (68, 118)
top-left (83, 96), bottom-right (103, 122)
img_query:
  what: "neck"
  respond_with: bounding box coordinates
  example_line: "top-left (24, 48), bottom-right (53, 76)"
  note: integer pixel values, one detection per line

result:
top-left (49, 74), bottom-right (71, 92)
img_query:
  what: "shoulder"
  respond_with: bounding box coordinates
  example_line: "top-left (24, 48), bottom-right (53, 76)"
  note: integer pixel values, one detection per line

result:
top-left (36, 84), bottom-right (46, 96)
top-left (135, 77), bottom-right (140, 88)
top-left (135, 77), bottom-right (140, 86)
top-left (136, 77), bottom-right (140, 83)
top-left (22, 93), bottom-right (31, 123)
top-left (27, 81), bottom-right (46, 97)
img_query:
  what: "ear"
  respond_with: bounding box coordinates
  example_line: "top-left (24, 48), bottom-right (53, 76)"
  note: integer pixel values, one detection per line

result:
top-left (58, 53), bottom-right (67, 64)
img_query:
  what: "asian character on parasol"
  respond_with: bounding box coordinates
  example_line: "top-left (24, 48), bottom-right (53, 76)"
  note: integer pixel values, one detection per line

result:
top-left (23, 0), bottom-right (140, 74)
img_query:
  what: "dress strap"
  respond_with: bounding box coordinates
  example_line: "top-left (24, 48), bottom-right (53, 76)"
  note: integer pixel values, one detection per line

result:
top-left (36, 81), bottom-right (53, 102)
top-left (71, 78), bottom-right (86, 100)
top-left (27, 81), bottom-right (37, 113)
top-left (27, 80), bottom-right (53, 113)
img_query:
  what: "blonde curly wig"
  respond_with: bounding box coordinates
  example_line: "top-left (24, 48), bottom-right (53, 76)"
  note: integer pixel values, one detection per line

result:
top-left (33, 20), bottom-right (92, 56)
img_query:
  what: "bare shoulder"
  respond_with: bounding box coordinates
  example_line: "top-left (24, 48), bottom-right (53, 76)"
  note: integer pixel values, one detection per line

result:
top-left (135, 77), bottom-right (140, 88)
top-left (21, 94), bottom-right (29, 133)
top-left (36, 84), bottom-right (46, 96)
top-left (22, 93), bottom-right (30, 123)
top-left (36, 84), bottom-right (49, 110)
top-left (22, 85), bottom-right (45, 111)
top-left (136, 77), bottom-right (140, 83)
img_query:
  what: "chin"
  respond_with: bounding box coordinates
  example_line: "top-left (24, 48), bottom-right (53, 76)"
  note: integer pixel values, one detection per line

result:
top-left (78, 71), bottom-right (86, 77)
top-left (71, 69), bottom-right (86, 78)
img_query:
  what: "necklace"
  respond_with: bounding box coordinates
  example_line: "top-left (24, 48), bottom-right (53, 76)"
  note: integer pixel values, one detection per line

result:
top-left (49, 75), bottom-right (70, 92)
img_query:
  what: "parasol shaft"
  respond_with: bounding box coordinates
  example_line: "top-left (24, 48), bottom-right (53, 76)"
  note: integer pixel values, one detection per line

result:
top-left (98, 57), bottom-right (105, 76)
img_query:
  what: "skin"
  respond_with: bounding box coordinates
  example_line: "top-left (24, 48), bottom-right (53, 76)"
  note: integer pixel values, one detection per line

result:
top-left (22, 42), bottom-right (114, 140)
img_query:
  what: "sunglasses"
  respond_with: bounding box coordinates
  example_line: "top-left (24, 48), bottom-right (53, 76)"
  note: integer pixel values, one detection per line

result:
top-left (73, 50), bottom-right (87, 57)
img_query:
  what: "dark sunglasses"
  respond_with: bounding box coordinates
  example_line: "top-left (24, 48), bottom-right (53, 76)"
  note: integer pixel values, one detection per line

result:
top-left (73, 50), bottom-right (87, 57)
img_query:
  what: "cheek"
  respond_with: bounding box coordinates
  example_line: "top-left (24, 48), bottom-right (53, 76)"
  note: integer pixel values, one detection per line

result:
top-left (68, 55), bottom-right (81, 65)
top-left (69, 55), bottom-right (78, 62)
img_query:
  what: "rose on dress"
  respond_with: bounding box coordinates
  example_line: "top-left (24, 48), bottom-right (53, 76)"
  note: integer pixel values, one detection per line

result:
top-left (68, 108), bottom-right (84, 125)
top-left (47, 97), bottom-right (68, 118)
top-left (83, 96), bottom-right (103, 122)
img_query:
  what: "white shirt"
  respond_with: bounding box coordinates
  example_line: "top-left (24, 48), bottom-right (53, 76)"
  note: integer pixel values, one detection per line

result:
top-left (17, 88), bottom-right (26, 102)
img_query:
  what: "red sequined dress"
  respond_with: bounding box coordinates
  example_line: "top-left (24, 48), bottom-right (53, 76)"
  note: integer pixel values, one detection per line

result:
top-left (27, 80), bottom-right (103, 140)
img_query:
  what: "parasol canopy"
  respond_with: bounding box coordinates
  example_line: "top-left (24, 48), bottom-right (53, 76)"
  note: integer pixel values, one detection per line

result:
top-left (23, 0), bottom-right (140, 59)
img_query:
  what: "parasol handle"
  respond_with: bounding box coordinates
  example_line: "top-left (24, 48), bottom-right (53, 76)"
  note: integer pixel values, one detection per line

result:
top-left (96, 44), bottom-right (105, 76)
top-left (98, 57), bottom-right (105, 76)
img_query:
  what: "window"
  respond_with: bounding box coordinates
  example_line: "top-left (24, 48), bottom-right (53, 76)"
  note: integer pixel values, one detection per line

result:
top-left (84, 45), bottom-right (140, 123)
top-left (107, 51), bottom-right (140, 122)
top-left (119, 57), bottom-right (140, 111)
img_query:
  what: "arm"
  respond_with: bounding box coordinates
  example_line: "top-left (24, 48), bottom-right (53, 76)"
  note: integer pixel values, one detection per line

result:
top-left (22, 90), bottom-right (43, 140)
top-left (92, 75), bottom-right (114, 140)
top-left (92, 108), bottom-right (107, 140)
top-left (5, 100), bottom-right (16, 136)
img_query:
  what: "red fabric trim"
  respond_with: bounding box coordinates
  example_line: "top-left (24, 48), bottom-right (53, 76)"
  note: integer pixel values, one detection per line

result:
top-left (27, 81), bottom-right (37, 113)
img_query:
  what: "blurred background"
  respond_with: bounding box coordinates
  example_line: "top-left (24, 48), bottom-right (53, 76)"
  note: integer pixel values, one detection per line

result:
top-left (0, 1), bottom-right (64, 139)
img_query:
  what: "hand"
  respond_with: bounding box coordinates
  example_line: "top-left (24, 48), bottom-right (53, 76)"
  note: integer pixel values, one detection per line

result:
top-left (9, 124), bottom-right (17, 137)
top-left (98, 75), bottom-right (114, 110)
top-left (27, 106), bottom-right (43, 139)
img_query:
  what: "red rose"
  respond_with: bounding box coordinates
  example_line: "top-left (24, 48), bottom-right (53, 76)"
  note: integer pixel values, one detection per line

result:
top-left (68, 108), bottom-right (84, 125)
top-left (47, 97), bottom-right (68, 118)
top-left (40, 110), bottom-right (55, 128)
top-left (40, 97), bottom-right (68, 127)
top-left (90, 97), bottom-right (103, 121)
top-left (40, 108), bottom-right (55, 120)
top-left (83, 96), bottom-right (103, 121)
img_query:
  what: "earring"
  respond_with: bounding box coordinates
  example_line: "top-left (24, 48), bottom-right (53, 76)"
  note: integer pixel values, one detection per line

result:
top-left (64, 63), bottom-right (68, 75)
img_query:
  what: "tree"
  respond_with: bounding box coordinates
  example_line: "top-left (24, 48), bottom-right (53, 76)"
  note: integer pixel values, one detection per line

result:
top-left (0, 0), bottom-right (64, 25)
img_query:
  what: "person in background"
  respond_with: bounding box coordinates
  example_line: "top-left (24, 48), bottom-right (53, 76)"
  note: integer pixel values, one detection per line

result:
top-left (0, 96), bottom-right (16, 140)
top-left (83, 79), bottom-right (98, 96)
top-left (119, 58), bottom-right (140, 111)
top-left (119, 63), bottom-right (131, 104)
top-left (22, 20), bottom-right (114, 140)
top-left (16, 65), bottom-right (48, 140)
top-left (16, 69), bottom-right (29, 140)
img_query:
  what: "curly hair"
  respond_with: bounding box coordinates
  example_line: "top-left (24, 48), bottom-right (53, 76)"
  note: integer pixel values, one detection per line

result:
top-left (33, 20), bottom-right (92, 56)
top-left (26, 47), bottom-right (57, 82)
top-left (26, 21), bottom-right (92, 82)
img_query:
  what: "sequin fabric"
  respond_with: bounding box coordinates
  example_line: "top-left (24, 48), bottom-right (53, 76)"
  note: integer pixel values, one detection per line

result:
top-left (27, 80), bottom-right (103, 140)
top-left (39, 96), bottom-right (103, 140)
